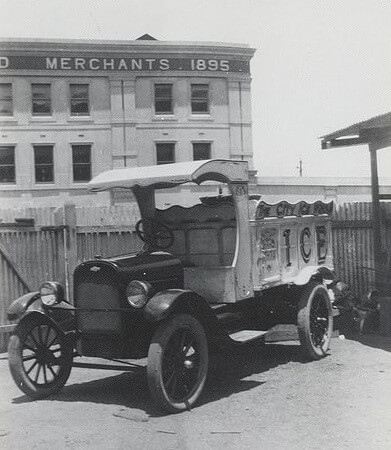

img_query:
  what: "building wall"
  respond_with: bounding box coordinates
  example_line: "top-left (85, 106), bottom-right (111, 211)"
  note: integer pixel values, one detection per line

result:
top-left (256, 177), bottom-right (391, 205)
top-left (0, 38), bottom-right (255, 207)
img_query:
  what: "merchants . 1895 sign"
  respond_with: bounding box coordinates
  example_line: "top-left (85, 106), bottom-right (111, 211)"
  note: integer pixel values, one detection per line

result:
top-left (0, 56), bottom-right (250, 73)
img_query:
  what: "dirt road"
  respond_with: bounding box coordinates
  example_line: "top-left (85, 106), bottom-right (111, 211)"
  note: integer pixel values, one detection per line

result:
top-left (1, 334), bottom-right (391, 449)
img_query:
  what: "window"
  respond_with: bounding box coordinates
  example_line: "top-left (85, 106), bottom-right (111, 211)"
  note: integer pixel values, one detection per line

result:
top-left (0, 146), bottom-right (15, 183)
top-left (72, 144), bottom-right (91, 182)
top-left (0, 84), bottom-right (12, 116)
top-left (34, 145), bottom-right (54, 183)
top-left (32, 84), bottom-right (51, 115)
top-left (191, 84), bottom-right (209, 114)
top-left (193, 142), bottom-right (211, 161)
top-left (70, 84), bottom-right (89, 115)
top-left (155, 84), bottom-right (173, 114)
top-left (156, 143), bottom-right (175, 165)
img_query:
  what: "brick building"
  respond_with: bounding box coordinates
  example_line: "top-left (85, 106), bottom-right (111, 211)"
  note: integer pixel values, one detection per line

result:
top-left (0, 36), bottom-right (255, 207)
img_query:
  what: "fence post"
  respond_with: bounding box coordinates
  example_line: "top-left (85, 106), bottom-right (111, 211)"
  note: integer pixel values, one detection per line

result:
top-left (64, 203), bottom-right (77, 304)
top-left (54, 203), bottom-right (77, 304)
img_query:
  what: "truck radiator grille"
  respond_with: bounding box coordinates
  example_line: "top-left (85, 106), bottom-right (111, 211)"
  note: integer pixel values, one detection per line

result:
top-left (75, 278), bottom-right (122, 333)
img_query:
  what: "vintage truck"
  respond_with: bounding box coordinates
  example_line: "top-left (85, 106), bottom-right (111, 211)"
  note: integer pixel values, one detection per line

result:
top-left (7, 159), bottom-right (335, 413)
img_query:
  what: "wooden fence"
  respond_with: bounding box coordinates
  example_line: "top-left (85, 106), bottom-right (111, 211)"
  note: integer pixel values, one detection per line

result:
top-left (0, 226), bottom-right (66, 351)
top-left (0, 202), bottom-right (390, 352)
top-left (0, 204), bottom-right (140, 227)
top-left (332, 202), bottom-right (391, 297)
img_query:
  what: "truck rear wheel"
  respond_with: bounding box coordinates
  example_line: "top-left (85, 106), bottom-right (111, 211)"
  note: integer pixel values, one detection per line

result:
top-left (147, 313), bottom-right (208, 413)
top-left (297, 281), bottom-right (333, 360)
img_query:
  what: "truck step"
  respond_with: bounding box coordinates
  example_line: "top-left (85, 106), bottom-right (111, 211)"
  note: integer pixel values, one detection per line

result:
top-left (229, 330), bottom-right (268, 343)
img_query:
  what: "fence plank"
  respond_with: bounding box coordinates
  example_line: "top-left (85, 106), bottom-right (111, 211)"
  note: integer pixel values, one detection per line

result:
top-left (0, 239), bottom-right (32, 291)
top-left (331, 201), bottom-right (390, 297)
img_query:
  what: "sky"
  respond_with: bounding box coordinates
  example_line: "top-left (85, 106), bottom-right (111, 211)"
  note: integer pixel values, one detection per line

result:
top-left (1, 0), bottom-right (391, 178)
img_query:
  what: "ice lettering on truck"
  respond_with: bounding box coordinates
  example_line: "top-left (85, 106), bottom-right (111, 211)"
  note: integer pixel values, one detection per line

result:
top-left (283, 229), bottom-right (292, 267)
top-left (256, 227), bottom-right (279, 282)
top-left (316, 226), bottom-right (328, 264)
top-left (300, 227), bottom-right (312, 263)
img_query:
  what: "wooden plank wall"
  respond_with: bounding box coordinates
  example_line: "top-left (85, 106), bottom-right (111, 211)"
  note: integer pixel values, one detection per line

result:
top-left (0, 207), bottom-right (57, 226)
top-left (0, 205), bottom-right (140, 227)
top-left (0, 202), bottom-right (390, 352)
top-left (76, 205), bottom-right (140, 227)
top-left (76, 228), bottom-right (142, 263)
top-left (331, 202), bottom-right (391, 298)
top-left (0, 227), bottom-right (64, 351)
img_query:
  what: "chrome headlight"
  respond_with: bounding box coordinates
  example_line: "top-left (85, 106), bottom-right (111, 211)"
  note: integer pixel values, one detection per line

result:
top-left (126, 280), bottom-right (151, 309)
top-left (40, 281), bottom-right (64, 306)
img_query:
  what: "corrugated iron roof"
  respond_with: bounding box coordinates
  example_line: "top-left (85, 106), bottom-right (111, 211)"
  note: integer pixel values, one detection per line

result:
top-left (321, 112), bottom-right (391, 140)
top-left (321, 112), bottom-right (391, 149)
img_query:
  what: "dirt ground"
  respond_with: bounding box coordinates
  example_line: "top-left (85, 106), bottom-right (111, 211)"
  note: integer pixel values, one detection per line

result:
top-left (1, 332), bottom-right (391, 450)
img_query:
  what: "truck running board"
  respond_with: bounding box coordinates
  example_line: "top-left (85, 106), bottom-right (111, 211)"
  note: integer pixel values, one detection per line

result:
top-left (228, 330), bottom-right (268, 343)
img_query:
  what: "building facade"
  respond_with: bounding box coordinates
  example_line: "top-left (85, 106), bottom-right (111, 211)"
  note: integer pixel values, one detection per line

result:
top-left (256, 176), bottom-right (391, 205)
top-left (0, 37), bottom-right (255, 207)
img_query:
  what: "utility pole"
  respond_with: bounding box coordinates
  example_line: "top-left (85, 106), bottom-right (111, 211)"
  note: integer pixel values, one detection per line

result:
top-left (297, 159), bottom-right (303, 177)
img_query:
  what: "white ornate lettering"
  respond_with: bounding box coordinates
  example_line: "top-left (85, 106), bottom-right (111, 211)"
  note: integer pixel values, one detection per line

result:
top-left (145, 59), bottom-right (155, 70)
top-left (60, 58), bottom-right (71, 69)
top-left (118, 59), bottom-right (128, 70)
top-left (103, 58), bottom-right (115, 70)
top-left (220, 60), bottom-right (229, 71)
top-left (159, 59), bottom-right (169, 70)
top-left (0, 57), bottom-right (9, 68)
top-left (75, 58), bottom-right (86, 70)
top-left (89, 58), bottom-right (100, 70)
top-left (131, 59), bottom-right (142, 70)
top-left (46, 57), bottom-right (57, 69)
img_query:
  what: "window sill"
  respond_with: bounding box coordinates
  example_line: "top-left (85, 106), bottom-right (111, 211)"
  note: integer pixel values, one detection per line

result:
top-left (153, 115), bottom-right (178, 122)
top-left (67, 116), bottom-right (94, 123)
top-left (29, 117), bottom-right (57, 123)
top-left (0, 116), bottom-right (17, 124)
top-left (189, 115), bottom-right (213, 122)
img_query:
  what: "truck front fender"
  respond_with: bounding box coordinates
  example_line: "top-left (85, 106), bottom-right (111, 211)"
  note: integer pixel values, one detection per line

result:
top-left (7, 292), bottom-right (41, 321)
top-left (8, 293), bottom-right (75, 332)
top-left (143, 289), bottom-right (220, 337)
top-left (293, 266), bottom-right (335, 286)
top-left (13, 310), bottom-right (73, 340)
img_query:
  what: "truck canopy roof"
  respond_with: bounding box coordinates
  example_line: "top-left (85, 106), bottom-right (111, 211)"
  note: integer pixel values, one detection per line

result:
top-left (88, 159), bottom-right (249, 191)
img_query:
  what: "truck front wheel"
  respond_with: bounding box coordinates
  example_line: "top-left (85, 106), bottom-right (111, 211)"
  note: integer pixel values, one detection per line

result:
top-left (8, 315), bottom-right (73, 399)
top-left (147, 313), bottom-right (208, 413)
top-left (297, 281), bottom-right (333, 360)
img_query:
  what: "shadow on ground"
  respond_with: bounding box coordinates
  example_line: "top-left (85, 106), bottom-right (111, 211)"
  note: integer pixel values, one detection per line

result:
top-left (345, 333), bottom-right (391, 353)
top-left (334, 308), bottom-right (391, 353)
top-left (12, 341), bottom-right (308, 416)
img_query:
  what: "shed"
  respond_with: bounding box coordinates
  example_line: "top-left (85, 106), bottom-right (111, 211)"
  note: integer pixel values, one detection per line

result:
top-left (321, 112), bottom-right (391, 291)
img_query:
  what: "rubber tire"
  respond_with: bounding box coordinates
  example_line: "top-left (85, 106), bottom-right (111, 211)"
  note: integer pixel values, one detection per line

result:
top-left (297, 281), bottom-right (333, 360)
top-left (8, 315), bottom-right (73, 399)
top-left (147, 313), bottom-right (208, 413)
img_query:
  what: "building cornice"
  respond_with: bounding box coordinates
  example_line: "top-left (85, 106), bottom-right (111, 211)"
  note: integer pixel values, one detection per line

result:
top-left (0, 38), bottom-right (256, 59)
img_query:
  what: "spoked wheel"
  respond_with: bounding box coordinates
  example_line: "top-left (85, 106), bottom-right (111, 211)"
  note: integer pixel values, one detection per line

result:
top-left (297, 281), bottom-right (333, 360)
top-left (8, 315), bottom-right (73, 399)
top-left (147, 313), bottom-right (208, 413)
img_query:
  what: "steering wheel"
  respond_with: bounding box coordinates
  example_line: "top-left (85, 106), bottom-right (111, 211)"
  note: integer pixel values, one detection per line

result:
top-left (135, 219), bottom-right (174, 250)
